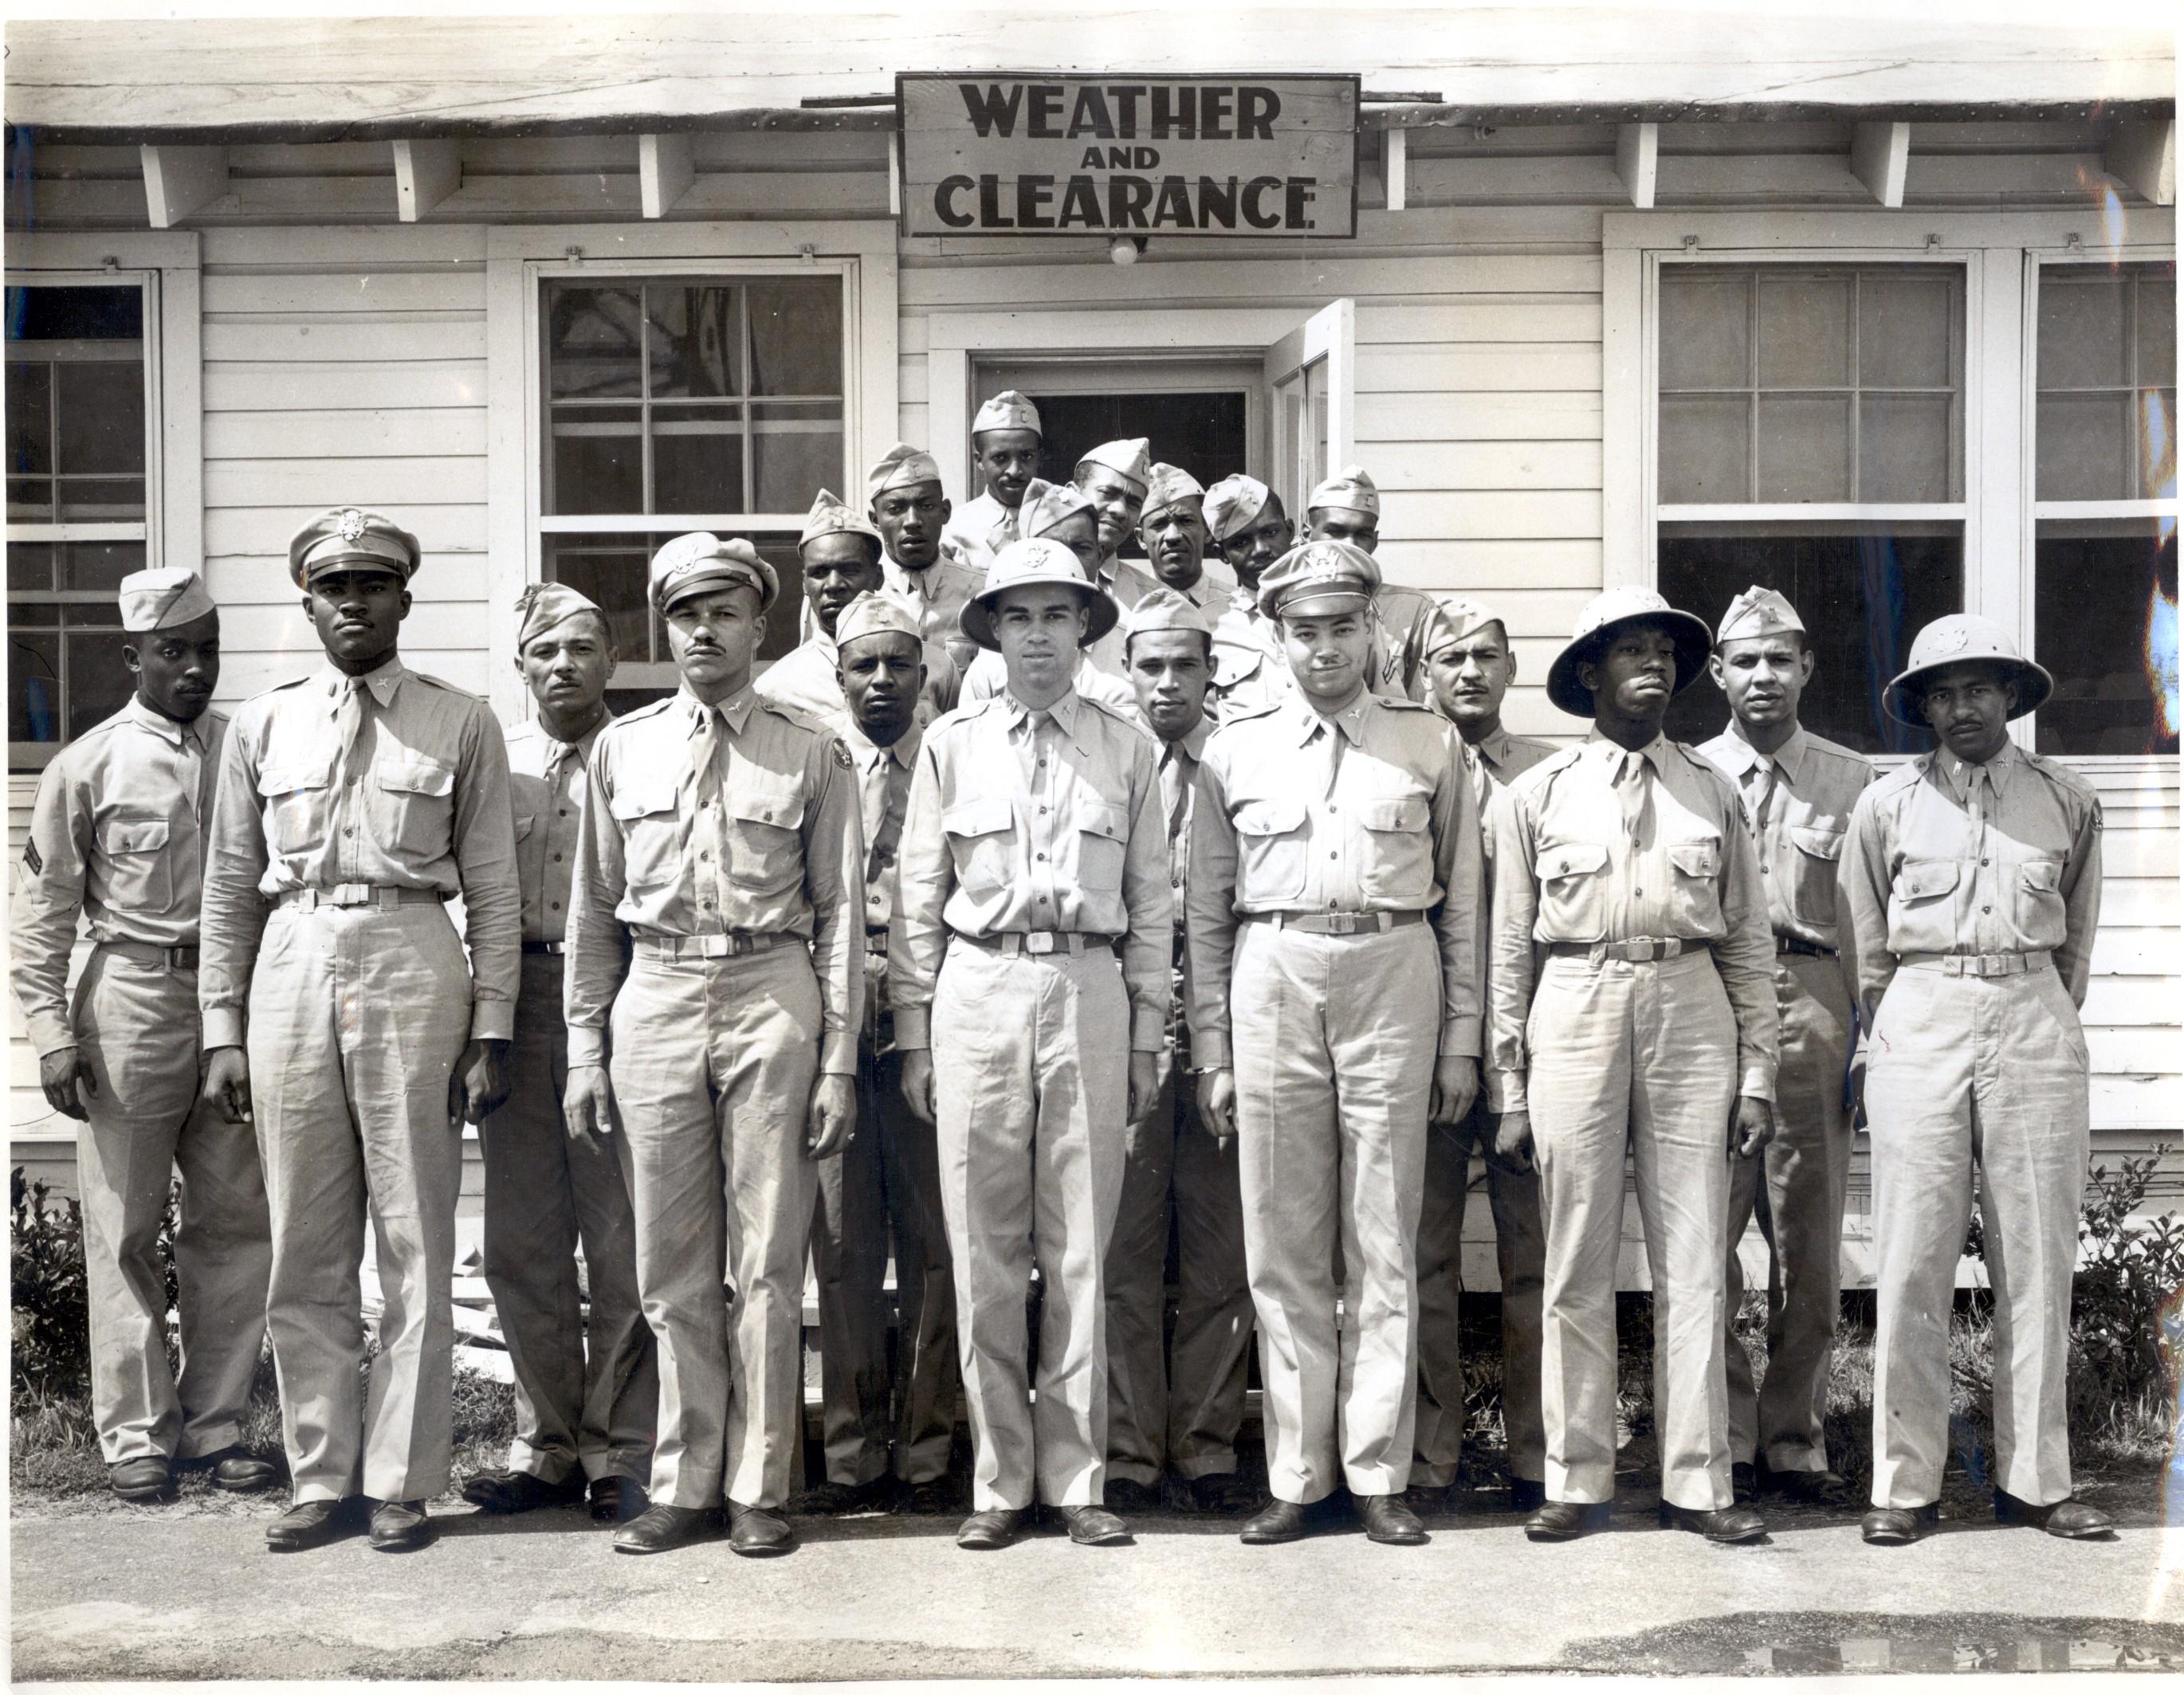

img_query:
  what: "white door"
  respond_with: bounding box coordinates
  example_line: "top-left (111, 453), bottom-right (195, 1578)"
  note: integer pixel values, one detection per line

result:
top-left (1263, 298), bottom-right (1355, 518)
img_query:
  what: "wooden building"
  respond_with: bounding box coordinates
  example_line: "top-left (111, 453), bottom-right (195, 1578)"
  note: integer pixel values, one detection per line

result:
top-left (6, 10), bottom-right (2177, 1285)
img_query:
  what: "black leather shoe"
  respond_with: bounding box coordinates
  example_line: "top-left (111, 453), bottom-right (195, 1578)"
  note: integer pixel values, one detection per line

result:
top-left (1730, 1461), bottom-right (1760, 1504)
top-left (1507, 1477), bottom-right (1547, 1514)
top-left (1995, 1491), bottom-right (2115, 1540)
top-left (267, 1496), bottom-right (367, 1552)
top-left (369, 1498), bottom-right (433, 1552)
top-left (177, 1447), bottom-right (279, 1493)
top-left (1359, 1493), bottom-right (1429, 1544)
top-left (1524, 1500), bottom-right (1611, 1542)
top-left (1767, 1467), bottom-right (1858, 1509)
top-left (108, 1456), bottom-right (175, 1504)
top-left (1058, 1503), bottom-right (1132, 1545)
top-left (461, 1469), bottom-right (583, 1514)
top-left (956, 1508), bottom-right (1023, 1550)
top-left (1239, 1500), bottom-right (1307, 1544)
top-left (1102, 1477), bottom-right (1161, 1513)
top-left (1188, 1472), bottom-right (1258, 1515)
top-left (590, 1477), bottom-right (649, 1524)
top-left (1861, 1502), bottom-right (1939, 1545)
top-left (1660, 1501), bottom-right (1768, 1543)
top-left (900, 1477), bottom-right (955, 1516)
top-left (727, 1501), bottom-right (795, 1556)
top-left (613, 1502), bottom-right (717, 1554)
top-left (795, 1475), bottom-right (894, 1516)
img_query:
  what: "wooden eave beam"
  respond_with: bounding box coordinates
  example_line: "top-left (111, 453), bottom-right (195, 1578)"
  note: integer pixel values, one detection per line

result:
top-left (1851, 120), bottom-right (1911, 206)
top-left (2104, 118), bottom-right (2175, 206)
top-left (139, 143), bottom-right (226, 227)
top-left (1615, 123), bottom-right (1657, 209)
top-left (391, 138), bottom-right (459, 222)
top-left (638, 131), bottom-right (693, 218)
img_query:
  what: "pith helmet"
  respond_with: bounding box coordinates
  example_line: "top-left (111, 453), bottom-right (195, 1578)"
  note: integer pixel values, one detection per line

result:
top-left (959, 536), bottom-right (1118, 653)
top-left (1546, 587), bottom-right (1714, 717)
top-left (1884, 614), bottom-right (2053, 726)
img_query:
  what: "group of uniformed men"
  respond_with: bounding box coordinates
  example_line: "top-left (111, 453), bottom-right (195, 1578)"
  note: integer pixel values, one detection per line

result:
top-left (12, 387), bottom-right (2114, 1558)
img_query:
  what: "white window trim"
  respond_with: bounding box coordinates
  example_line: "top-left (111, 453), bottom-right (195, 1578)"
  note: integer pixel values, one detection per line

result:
top-left (485, 221), bottom-right (897, 723)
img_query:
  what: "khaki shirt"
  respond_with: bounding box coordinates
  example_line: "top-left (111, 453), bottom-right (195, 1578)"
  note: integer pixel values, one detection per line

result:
top-left (11, 698), bottom-right (226, 1057)
top-left (1488, 734), bottom-right (1779, 1113)
top-left (1839, 741), bottom-right (2103, 1028)
top-left (894, 689), bottom-right (1173, 1054)
top-left (1209, 595), bottom-right (1294, 717)
top-left (884, 554), bottom-right (985, 677)
top-left (1370, 584), bottom-right (1438, 703)
top-left (757, 628), bottom-right (960, 739)
top-left (505, 712), bottom-right (610, 948)
top-left (964, 649), bottom-right (1138, 714)
top-left (199, 656), bottom-right (522, 1050)
top-left (564, 682), bottom-right (865, 1074)
top-left (1082, 555), bottom-right (1159, 682)
top-left (1463, 724), bottom-right (1557, 830)
top-left (1133, 709), bottom-right (1210, 922)
top-left (941, 489), bottom-right (1015, 575)
top-left (1186, 689), bottom-right (1486, 1071)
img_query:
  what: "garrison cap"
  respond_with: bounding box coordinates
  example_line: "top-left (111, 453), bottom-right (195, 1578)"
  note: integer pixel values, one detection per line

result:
top-left (866, 443), bottom-right (945, 503)
top-left (1715, 585), bottom-right (1807, 646)
top-left (1420, 595), bottom-right (1510, 660)
top-left (1202, 473), bottom-right (1272, 542)
top-left (1075, 437), bottom-right (1151, 495)
top-left (289, 506), bottom-right (421, 588)
top-left (1885, 613), bottom-right (2054, 725)
top-left (1546, 586), bottom-right (1713, 717)
top-left (514, 581), bottom-right (610, 650)
top-left (1016, 477), bottom-right (1099, 540)
top-left (1306, 465), bottom-right (1381, 520)
top-left (649, 532), bottom-right (779, 615)
top-left (833, 589), bottom-right (925, 653)
top-left (960, 536), bottom-right (1119, 653)
top-left (1122, 584), bottom-right (1216, 651)
top-left (1256, 539), bottom-right (1381, 620)
top-left (118, 567), bottom-right (216, 634)
top-left (972, 390), bottom-right (1043, 437)
top-left (1141, 463), bottom-right (1206, 525)
top-left (799, 488), bottom-right (885, 553)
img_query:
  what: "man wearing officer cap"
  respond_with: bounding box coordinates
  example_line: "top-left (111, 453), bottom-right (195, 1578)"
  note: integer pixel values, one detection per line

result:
top-left (564, 532), bottom-right (864, 1559)
top-left (12, 567), bottom-right (276, 1508)
top-left (199, 508), bottom-right (523, 1553)
top-left (800, 589), bottom-right (963, 1516)
top-left (1189, 539), bottom-right (1484, 1548)
top-left (1488, 586), bottom-right (1777, 1546)
top-left (462, 581), bottom-right (656, 1525)
top-left (1103, 587), bottom-right (1257, 1517)
top-left (1407, 595), bottom-right (1554, 1516)
top-left (867, 443), bottom-right (984, 679)
top-left (1696, 587), bottom-right (1872, 1509)
top-left (1200, 473), bottom-right (1295, 716)
top-left (943, 390), bottom-right (1043, 573)
top-left (960, 478), bottom-right (1137, 711)
top-left (1137, 464), bottom-right (1235, 614)
top-left (895, 536), bottom-right (1173, 1552)
top-left (1303, 466), bottom-right (1436, 702)
top-left (1842, 614), bottom-right (2109, 1545)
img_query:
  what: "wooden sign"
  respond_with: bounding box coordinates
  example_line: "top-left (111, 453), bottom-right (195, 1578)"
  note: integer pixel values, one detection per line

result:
top-left (898, 73), bottom-right (1357, 239)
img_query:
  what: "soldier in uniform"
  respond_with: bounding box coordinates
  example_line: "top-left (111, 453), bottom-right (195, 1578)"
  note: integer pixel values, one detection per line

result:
top-left (563, 534), bottom-right (863, 1559)
top-left (1488, 587), bottom-right (1777, 1547)
top-left (1103, 588), bottom-right (1256, 1518)
top-left (962, 479), bottom-right (1138, 710)
top-left (1844, 614), bottom-right (2111, 1545)
top-left (1189, 539), bottom-right (1485, 1549)
top-left (1073, 437), bottom-right (1153, 582)
top-left (1407, 597), bottom-right (1554, 1516)
top-left (896, 538), bottom-right (1173, 1552)
top-left (869, 443), bottom-right (984, 680)
top-left (11, 568), bottom-right (275, 1507)
top-left (1302, 467), bottom-right (1436, 702)
top-left (1200, 474), bottom-right (1294, 717)
top-left (462, 583), bottom-right (656, 1525)
top-left (199, 508), bottom-right (522, 1554)
top-left (942, 390), bottom-right (1043, 574)
top-left (1137, 463), bottom-right (1235, 613)
top-left (1695, 587), bottom-right (1872, 1508)
top-left (799, 590), bottom-right (964, 1517)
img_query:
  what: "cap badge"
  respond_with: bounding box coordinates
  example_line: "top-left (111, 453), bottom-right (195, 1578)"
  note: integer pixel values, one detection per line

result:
top-left (338, 508), bottom-right (367, 543)
top-left (1935, 626), bottom-right (1970, 654)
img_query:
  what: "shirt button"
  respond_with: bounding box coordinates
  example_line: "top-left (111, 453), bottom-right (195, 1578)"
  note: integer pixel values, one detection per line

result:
top-left (552, 853), bottom-right (563, 863)
top-left (1981, 857), bottom-right (1990, 865)
top-left (549, 901), bottom-right (560, 911)
top-left (1329, 851), bottom-right (1338, 860)
top-left (1036, 853), bottom-right (1047, 862)
top-left (342, 826), bottom-right (355, 838)
top-left (1635, 888), bottom-right (1644, 897)
top-left (1982, 904), bottom-right (1993, 914)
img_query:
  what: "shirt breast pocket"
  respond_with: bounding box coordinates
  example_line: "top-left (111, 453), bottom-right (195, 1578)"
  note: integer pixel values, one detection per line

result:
top-left (609, 784), bottom-right (682, 890)
top-left (371, 752), bottom-right (457, 860)
top-left (1232, 796), bottom-right (1309, 904)
top-left (1074, 799), bottom-right (1129, 893)
top-left (257, 763), bottom-right (336, 857)
top-left (726, 784), bottom-right (807, 894)
top-left (1666, 834), bottom-right (1726, 932)
top-left (1787, 824), bottom-right (1844, 928)
top-left (96, 815), bottom-right (173, 912)
top-left (2013, 857), bottom-right (2068, 942)
top-left (1537, 840), bottom-right (1610, 940)
top-left (1358, 790), bottom-right (1433, 903)
top-left (943, 797), bottom-right (1016, 900)
top-left (1888, 858), bottom-right (1961, 954)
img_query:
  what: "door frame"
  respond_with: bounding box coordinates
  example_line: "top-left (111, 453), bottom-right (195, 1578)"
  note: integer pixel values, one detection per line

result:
top-left (970, 355), bottom-right (1266, 492)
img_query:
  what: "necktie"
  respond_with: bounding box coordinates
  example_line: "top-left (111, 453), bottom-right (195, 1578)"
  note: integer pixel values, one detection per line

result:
top-left (1746, 757), bottom-right (1777, 844)
top-left (1160, 744), bottom-right (1188, 845)
top-left (332, 677), bottom-right (365, 782)
top-left (689, 702), bottom-right (722, 795)
top-left (1618, 748), bottom-right (1650, 842)
top-left (866, 753), bottom-right (906, 886)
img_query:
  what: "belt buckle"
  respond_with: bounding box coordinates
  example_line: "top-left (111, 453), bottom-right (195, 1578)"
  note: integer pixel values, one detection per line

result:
top-left (1025, 932), bottom-right (1056, 955)
top-left (695, 934), bottom-right (733, 959)
top-left (328, 882), bottom-right (371, 908)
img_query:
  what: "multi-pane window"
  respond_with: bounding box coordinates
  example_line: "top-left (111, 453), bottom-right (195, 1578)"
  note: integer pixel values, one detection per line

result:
top-left (6, 283), bottom-right (152, 767)
top-left (1656, 264), bottom-right (1967, 753)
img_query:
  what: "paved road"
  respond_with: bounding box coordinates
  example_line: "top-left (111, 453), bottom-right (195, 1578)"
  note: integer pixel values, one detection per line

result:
top-left (13, 1488), bottom-right (2182, 1680)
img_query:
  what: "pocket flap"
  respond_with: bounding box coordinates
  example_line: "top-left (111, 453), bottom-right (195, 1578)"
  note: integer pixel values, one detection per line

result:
top-left (1667, 837), bottom-right (1721, 878)
top-left (513, 813), bottom-right (539, 842)
top-left (608, 784), bottom-right (678, 822)
top-left (1360, 795), bottom-right (1431, 834)
top-left (1789, 824), bottom-right (1845, 861)
top-left (1076, 800), bottom-right (1128, 843)
top-left (375, 755), bottom-right (455, 798)
top-left (100, 816), bottom-right (170, 854)
top-left (257, 763), bottom-right (332, 797)
top-left (729, 787), bottom-right (806, 830)
top-left (2020, 859), bottom-right (2063, 893)
top-left (1538, 841), bottom-right (1609, 880)
top-left (1897, 859), bottom-right (1961, 900)
top-left (943, 797), bottom-right (1014, 839)
top-left (1212, 646), bottom-right (1263, 688)
top-left (1234, 798), bottom-right (1306, 837)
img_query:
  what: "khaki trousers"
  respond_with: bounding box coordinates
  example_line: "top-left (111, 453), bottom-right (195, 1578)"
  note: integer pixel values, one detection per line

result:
top-left (1104, 1044), bottom-right (1253, 1488)
top-left (1412, 1098), bottom-right (1547, 1488)
top-left (1866, 962), bottom-right (2090, 1510)
top-left (1723, 952), bottom-right (1854, 1473)
top-left (73, 946), bottom-right (269, 1465)
top-left (933, 942), bottom-right (1128, 1512)
top-left (1231, 920), bottom-right (1438, 1505)
top-left (609, 946), bottom-right (820, 1511)
top-left (247, 902), bottom-right (469, 1503)
top-left (1529, 949), bottom-right (1738, 1513)
top-left (479, 951), bottom-right (654, 1488)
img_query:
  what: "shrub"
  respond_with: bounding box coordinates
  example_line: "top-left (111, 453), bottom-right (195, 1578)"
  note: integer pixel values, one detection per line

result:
top-left (2068, 1148), bottom-right (2184, 1442)
top-left (11, 1169), bottom-right (91, 1399)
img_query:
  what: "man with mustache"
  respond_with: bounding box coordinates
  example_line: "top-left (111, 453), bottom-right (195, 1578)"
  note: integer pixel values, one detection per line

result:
top-left (1844, 615), bottom-right (2111, 1547)
top-left (1488, 587), bottom-right (1777, 1547)
top-left (1073, 437), bottom-right (1156, 588)
top-left (868, 443), bottom-right (984, 681)
top-left (1136, 463), bottom-right (1234, 615)
top-left (1200, 473), bottom-right (1294, 717)
top-left (1696, 587), bottom-right (1872, 1510)
top-left (11, 568), bottom-right (274, 1509)
top-left (942, 390), bottom-right (1043, 575)
top-left (198, 508), bottom-right (522, 1554)
top-left (1303, 466), bottom-right (1436, 703)
top-left (563, 533), bottom-right (863, 1560)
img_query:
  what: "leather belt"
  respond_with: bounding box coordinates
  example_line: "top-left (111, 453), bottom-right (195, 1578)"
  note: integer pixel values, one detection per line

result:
top-left (522, 940), bottom-right (566, 955)
top-left (951, 930), bottom-right (1120, 958)
top-left (1776, 935), bottom-right (1837, 959)
top-left (101, 940), bottom-right (199, 971)
top-left (1899, 949), bottom-right (2052, 979)
top-left (1244, 909), bottom-right (1426, 936)
top-left (1547, 936), bottom-right (1707, 964)
top-left (277, 885), bottom-right (445, 912)
top-left (633, 932), bottom-right (795, 962)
